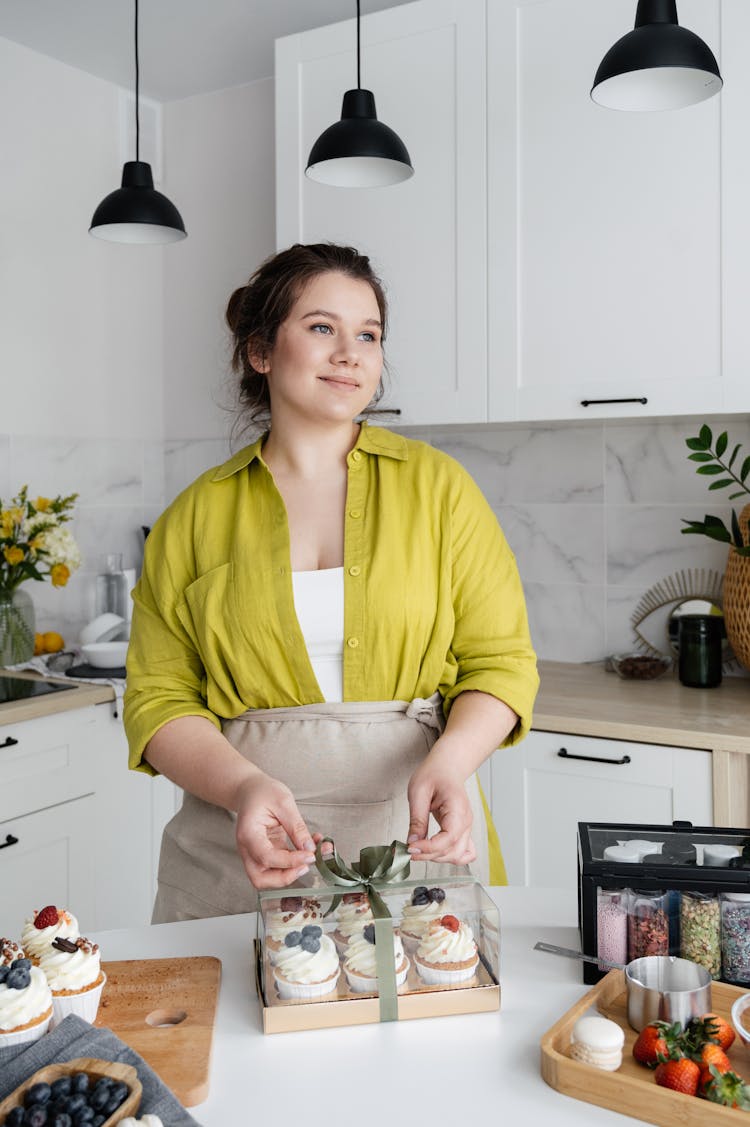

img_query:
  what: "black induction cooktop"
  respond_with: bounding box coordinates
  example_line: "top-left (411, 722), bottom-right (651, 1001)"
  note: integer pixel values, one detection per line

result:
top-left (0, 675), bottom-right (79, 706)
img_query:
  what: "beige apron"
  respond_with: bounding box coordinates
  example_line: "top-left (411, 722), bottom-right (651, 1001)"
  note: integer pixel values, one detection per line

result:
top-left (151, 694), bottom-right (488, 923)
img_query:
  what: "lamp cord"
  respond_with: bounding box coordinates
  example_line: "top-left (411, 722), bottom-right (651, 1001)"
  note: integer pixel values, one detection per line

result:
top-left (354, 0), bottom-right (360, 89)
top-left (134, 0), bottom-right (140, 161)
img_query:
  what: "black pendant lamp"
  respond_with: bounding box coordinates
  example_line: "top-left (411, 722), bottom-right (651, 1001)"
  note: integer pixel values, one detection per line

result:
top-left (306, 0), bottom-right (413, 187)
top-left (90, 0), bottom-right (186, 243)
top-left (591, 0), bottom-right (722, 111)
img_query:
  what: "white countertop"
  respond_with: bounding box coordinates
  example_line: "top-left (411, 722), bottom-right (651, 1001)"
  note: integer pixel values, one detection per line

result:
top-left (91, 887), bottom-right (643, 1127)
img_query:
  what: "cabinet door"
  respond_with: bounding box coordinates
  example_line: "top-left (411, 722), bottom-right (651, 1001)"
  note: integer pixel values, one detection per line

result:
top-left (276, 0), bottom-right (487, 425)
top-left (491, 730), bottom-right (712, 888)
top-left (0, 795), bottom-right (96, 926)
top-left (489, 0), bottom-right (723, 422)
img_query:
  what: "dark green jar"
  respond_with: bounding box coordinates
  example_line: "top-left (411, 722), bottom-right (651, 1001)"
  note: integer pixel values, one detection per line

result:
top-left (678, 614), bottom-right (723, 688)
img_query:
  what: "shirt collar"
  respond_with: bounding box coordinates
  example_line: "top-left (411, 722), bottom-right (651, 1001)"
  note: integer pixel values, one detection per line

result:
top-left (211, 421), bottom-right (408, 481)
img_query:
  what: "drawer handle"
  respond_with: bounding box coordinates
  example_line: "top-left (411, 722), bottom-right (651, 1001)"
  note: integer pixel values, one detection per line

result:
top-left (580, 397), bottom-right (647, 407)
top-left (0, 833), bottom-right (19, 850)
top-left (0, 736), bottom-right (19, 749)
top-left (557, 747), bottom-right (631, 766)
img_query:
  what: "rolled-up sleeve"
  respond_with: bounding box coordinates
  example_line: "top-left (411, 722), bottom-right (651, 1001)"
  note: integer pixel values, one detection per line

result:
top-left (440, 464), bottom-right (539, 744)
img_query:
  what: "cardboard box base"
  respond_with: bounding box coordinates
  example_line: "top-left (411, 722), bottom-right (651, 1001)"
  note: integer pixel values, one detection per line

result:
top-left (254, 940), bottom-right (500, 1033)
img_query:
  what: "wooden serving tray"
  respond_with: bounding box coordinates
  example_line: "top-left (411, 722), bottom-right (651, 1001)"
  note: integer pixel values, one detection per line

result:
top-left (0, 1057), bottom-right (141, 1126)
top-left (541, 969), bottom-right (750, 1126)
top-left (94, 956), bottom-right (221, 1107)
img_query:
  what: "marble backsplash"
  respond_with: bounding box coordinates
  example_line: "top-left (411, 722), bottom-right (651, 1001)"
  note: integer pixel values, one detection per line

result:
top-left (1, 415), bottom-right (745, 663)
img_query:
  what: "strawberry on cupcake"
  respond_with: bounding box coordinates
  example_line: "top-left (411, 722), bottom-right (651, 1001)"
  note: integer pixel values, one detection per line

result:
top-left (21, 905), bottom-right (79, 964)
top-left (414, 914), bottom-right (479, 986)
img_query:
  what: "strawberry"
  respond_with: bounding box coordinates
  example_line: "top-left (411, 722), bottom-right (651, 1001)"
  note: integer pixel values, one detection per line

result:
top-left (33, 905), bottom-right (59, 930)
top-left (632, 1021), bottom-right (683, 1068)
top-left (654, 1057), bottom-right (701, 1097)
top-left (703, 1067), bottom-right (750, 1109)
top-left (694, 1013), bottom-right (736, 1052)
top-left (697, 1044), bottom-right (732, 1094)
top-left (440, 915), bottom-right (460, 932)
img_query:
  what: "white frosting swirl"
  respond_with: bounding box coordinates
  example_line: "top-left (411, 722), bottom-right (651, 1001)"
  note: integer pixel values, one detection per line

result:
top-left (416, 920), bottom-right (477, 966)
top-left (344, 930), bottom-right (405, 978)
top-left (400, 899), bottom-right (444, 937)
top-left (265, 899), bottom-right (322, 942)
top-left (334, 898), bottom-right (374, 938)
top-left (21, 909), bottom-right (79, 960)
top-left (39, 939), bottom-right (101, 992)
top-left (273, 934), bottom-right (340, 984)
top-left (0, 966), bottom-right (52, 1031)
top-left (0, 939), bottom-right (24, 967)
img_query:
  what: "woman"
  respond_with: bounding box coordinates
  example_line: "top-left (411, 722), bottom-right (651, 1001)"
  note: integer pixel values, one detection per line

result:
top-left (124, 243), bottom-right (538, 922)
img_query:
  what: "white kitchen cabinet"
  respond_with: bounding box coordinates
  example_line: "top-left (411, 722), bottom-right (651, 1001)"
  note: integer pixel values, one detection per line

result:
top-left (490, 730), bottom-right (713, 890)
top-left (276, 0), bottom-right (738, 424)
top-left (275, 0), bottom-right (488, 425)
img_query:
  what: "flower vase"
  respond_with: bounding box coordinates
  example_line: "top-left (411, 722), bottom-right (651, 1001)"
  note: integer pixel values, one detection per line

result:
top-left (0, 587), bottom-right (36, 666)
top-left (723, 503), bottom-right (750, 672)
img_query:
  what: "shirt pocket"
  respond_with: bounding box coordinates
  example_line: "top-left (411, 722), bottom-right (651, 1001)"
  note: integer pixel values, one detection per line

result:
top-left (177, 562), bottom-right (237, 676)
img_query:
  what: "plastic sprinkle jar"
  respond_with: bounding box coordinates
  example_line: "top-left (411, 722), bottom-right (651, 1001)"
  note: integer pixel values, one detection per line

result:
top-left (628, 889), bottom-right (669, 960)
top-left (597, 888), bottom-right (629, 969)
top-left (721, 893), bottom-right (750, 986)
top-left (680, 891), bottom-right (721, 979)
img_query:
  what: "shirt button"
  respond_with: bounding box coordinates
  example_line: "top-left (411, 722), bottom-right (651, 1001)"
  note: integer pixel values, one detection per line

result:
top-left (349, 508), bottom-right (362, 519)
top-left (351, 451), bottom-right (362, 463)
top-left (348, 565), bottom-right (361, 577)
top-left (347, 637), bottom-right (360, 649)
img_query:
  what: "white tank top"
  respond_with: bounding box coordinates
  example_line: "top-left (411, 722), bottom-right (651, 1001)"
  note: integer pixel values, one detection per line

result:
top-left (291, 567), bottom-right (344, 703)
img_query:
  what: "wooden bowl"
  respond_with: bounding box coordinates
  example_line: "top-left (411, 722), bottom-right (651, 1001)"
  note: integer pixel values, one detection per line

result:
top-left (0, 1057), bottom-right (142, 1126)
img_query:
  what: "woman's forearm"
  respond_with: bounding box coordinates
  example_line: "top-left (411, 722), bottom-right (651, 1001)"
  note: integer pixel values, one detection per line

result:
top-left (143, 715), bottom-right (265, 813)
top-left (429, 690), bottom-right (518, 779)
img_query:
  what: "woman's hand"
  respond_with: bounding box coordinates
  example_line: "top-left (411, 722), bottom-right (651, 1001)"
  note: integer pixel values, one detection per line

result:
top-left (405, 759), bottom-right (477, 867)
top-left (233, 772), bottom-right (318, 889)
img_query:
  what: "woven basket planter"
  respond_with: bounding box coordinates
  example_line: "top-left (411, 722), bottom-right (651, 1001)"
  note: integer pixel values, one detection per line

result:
top-left (723, 503), bottom-right (750, 672)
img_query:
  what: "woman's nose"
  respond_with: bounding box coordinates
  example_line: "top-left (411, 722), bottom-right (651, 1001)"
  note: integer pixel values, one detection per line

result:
top-left (331, 337), bottom-right (359, 364)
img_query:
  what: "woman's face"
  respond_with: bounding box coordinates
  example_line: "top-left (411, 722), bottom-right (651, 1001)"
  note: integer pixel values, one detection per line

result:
top-left (253, 271), bottom-right (384, 426)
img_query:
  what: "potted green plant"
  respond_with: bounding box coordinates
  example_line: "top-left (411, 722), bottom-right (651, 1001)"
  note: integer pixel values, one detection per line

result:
top-left (682, 425), bottom-right (750, 669)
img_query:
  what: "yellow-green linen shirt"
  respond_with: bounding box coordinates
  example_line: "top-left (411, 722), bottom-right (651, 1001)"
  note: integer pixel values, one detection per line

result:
top-left (124, 423), bottom-right (539, 778)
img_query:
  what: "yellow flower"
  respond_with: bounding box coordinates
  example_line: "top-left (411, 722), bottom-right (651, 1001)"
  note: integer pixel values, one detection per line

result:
top-left (50, 563), bottom-right (70, 587)
top-left (3, 546), bottom-right (24, 566)
top-left (28, 537), bottom-right (43, 551)
top-left (34, 497), bottom-right (51, 512)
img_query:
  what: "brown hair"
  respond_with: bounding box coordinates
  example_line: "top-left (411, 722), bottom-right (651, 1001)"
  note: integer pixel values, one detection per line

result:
top-left (226, 243), bottom-right (389, 428)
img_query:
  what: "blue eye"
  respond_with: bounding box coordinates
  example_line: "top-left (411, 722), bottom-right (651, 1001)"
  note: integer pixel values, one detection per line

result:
top-left (359, 332), bottom-right (376, 343)
top-left (311, 323), bottom-right (333, 334)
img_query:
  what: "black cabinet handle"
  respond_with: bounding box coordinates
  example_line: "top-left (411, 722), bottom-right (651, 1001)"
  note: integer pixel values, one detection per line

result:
top-left (0, 834), bottom-right (19, 850)
top-left (557, 747), bottom-right (631, 766)
top-left (580, 397), bottom-right (647, 407)
top-left (0, 736), bottom-right (19, 749)
top-left (367, 407), bottom-right (402, 415)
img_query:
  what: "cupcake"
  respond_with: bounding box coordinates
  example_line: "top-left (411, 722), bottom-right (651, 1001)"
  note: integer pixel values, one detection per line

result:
top-left (399, 886), bottom-right (447, 950)
top-left (0, 938), bottom-right (25, 966)
top-left (21, 905), bottom-right (79, 964)
top-left (272, 925), bottom-right (341, 1000)
top-left (332, 893), bottom-right (374, 952)
top-left (0, 957), bottom-right (53, 1046)
top-left (414, 914), bottom-right (479, 985)
top-left (39, 936), bottom-right (106, 1026)
top-left (343, 922), bottom-right (409, 994)
top-left (264, 896), bottom-right (323, 963)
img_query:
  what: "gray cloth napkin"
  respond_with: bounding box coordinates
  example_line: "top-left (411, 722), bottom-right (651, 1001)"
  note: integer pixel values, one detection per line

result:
top-left (0, 1015), bottom-right (201, 1125)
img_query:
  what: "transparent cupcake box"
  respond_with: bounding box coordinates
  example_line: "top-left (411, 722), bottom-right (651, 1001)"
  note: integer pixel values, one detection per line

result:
top-left (255, 875), bottom-right (500, 1033)
top-left (578, 820), bottom-right (750, 986)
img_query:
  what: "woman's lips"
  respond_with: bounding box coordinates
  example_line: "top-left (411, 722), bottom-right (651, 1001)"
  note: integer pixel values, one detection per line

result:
top-left (319, 375), bottom-right (359, 390)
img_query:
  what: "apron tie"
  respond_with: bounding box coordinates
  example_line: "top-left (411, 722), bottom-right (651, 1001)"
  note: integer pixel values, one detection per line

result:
top-left (405, 692), bottom-right (444, 734)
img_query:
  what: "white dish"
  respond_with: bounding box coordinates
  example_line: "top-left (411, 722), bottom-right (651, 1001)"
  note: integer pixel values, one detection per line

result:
top-left (80, 641), bottom-right (129, 668)
top-left (79, 613), bottom-right (126, 645)
top-left (731, 992), bottom-right (750, 1046)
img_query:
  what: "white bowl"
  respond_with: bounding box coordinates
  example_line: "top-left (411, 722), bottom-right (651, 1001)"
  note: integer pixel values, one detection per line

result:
top-left (81, 641), bottom-right (129, 669)
top-left (79, 613), bottom-right (126, 645)
top-left (731, 992), bottom-right (750, 1046)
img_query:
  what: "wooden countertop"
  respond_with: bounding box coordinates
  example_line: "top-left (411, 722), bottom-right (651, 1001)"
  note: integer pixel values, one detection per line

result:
top-left (0, 668), bottom-right (115, 724)
top-left (535, 659), bottom-right (750, 753)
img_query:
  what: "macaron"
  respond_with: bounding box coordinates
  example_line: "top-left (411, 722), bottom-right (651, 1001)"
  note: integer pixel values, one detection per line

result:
top-left (570, 1015), bottom-right (625, 1071)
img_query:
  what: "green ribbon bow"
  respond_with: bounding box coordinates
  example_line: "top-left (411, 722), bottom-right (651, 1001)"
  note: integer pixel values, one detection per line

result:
top-left (314, 838), bottom-right (412, 1022)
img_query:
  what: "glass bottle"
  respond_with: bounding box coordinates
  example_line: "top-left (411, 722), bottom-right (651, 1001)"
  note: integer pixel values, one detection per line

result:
top-left (680, 891), bottom-right (721, 979)
top-left (678, 614), bottom-right (723, 688)
top-left (597, 887), bottom-right (628, 969)
top-left (628, 889), bottom-right (669, 960)
top-left (94, 553), bottom-right (130, 620)
top-left (721, 893), bottom-right (750, 986)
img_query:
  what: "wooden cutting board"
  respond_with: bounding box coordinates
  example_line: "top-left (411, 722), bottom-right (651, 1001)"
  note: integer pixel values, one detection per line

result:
top-left (94, 956), bottom-right (222, 1107)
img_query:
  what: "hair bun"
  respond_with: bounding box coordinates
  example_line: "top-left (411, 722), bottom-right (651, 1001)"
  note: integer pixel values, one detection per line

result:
top-left (225, 286), bottom-right (246, 332)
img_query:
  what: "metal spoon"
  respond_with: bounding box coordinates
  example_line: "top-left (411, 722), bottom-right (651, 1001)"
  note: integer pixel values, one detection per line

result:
top-left (533, 940), bottom-right (625, 971)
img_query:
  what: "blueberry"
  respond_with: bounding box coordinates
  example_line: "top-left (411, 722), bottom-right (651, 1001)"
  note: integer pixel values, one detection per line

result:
top-left (88, 1089), bottom-right (109, 1114)
top-left (25, 1084), bottom-right (52, 1107)
top-left (5, 967), bottom-right (31, 990)
top-left (428, 887), bottom-right (446, 903)
top-left (65, 1096), bottom-right (86, 1117)
top-left (5, 1107), bottom-right (24, 1127)
top-left (412, 886), bottom-right (428, 898)
top-left (0, 964), bottom-right (9, 983)
top-left (90, 1118), bottom-right (105, 1127)
top-left (299, 933), bottom-right (321, 953)
top-left (107, 1083), bottom-right (128, 1109)
top-left (13, 958), bottom-right (31, 971)
top-left (301, 925), bottom-right (322, 938)
top-left (102, 1096), bottom-right (125, 1118)
top-left (23, 1106), bottom-right (48, 1127)
top-left (50, 1115), bottom-right (72, 1127)
top-left (411, 892), bottom-right (430, 906)
top-left (50, 1080), bottom-right (71, 1101)
top-left (72, 1106), bottom-right (94, 1125)
top-left (284, 930), bottom-right (302, 947)
top-left (363, 923), bottom-right (376, 944)
top-left (91, 1079), bottom-right (111, 1094)
top-left (70, 1075), bottom-right (89, 1096)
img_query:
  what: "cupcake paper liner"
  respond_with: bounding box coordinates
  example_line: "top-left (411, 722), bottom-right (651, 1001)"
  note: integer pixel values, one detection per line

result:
top-left (273, 969), bottom-right (340, 1000)
top-left (414, 957), bottom-right (479, 986)
top-left (50, 973), bottom-right (106, 1028)
top-left (0, 1009), bottom-right (52, 1047)
top-left (344, 958), bottom-right (410, 994)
